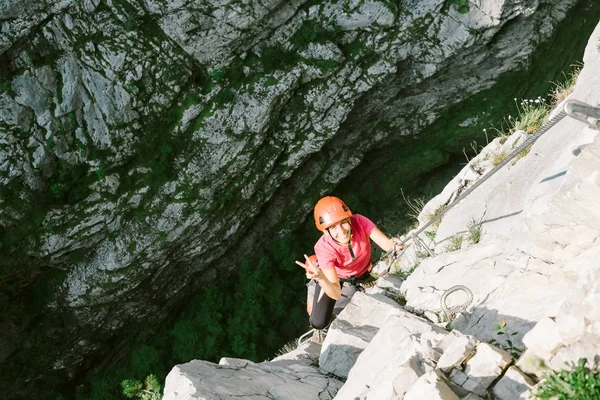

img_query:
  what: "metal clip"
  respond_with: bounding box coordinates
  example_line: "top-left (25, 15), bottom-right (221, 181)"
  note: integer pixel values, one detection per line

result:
top-left (564, 99), bottom-right (600, 130)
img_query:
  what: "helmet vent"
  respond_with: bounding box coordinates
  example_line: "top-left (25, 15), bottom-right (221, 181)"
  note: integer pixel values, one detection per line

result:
top-left (319, 217), bottom-right (324, 224)
top-left (342, 206), bottom-right (348, 211)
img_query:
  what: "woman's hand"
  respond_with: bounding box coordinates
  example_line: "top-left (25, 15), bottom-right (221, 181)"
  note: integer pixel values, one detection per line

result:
top-left (370, 228), bottom-right (404, 253)
top-left (391, 238), bottom-right (404, 253)
top-left (295, 254), bottom-right (322, 280)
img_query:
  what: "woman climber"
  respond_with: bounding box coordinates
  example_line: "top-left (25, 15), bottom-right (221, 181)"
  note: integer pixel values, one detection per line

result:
top-left (296, 196), bottom-right (403, 333)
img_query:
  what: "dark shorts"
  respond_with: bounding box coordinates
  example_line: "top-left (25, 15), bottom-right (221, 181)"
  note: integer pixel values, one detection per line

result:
top-left (306, 273), bottom-right (376, 329)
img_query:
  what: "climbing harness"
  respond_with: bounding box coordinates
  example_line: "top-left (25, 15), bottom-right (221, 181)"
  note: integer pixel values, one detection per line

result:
top-left (440, 285), bottom-right (473, 315)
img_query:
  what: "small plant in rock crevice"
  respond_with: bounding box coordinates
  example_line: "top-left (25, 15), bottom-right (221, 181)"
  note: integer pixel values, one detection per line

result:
top-left (512, 97), bottom-right (550, 133)
top-left (445, 234), bottom-right (464, 252)
top-left (391, 291), bottom-right (408, 306)
top-left (392, 264), bottom-right (417, 280)
top-left (491, 150), bottom-right (508, 167)
top-left (550, 63), bottom-right (582, 105)
top-left (466, 217), bottom-right (482, 243)
top-left (487, 320), bottom-right (522, 358)
top-left (424, 230), bottom-right (436, 241)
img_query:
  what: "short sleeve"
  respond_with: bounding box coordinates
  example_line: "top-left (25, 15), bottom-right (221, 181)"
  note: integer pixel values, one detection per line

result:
top-left (354, 214), bottom-right (376, 236)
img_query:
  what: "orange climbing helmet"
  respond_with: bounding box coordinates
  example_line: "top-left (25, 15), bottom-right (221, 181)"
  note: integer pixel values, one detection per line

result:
top-left (313, 196), bottom-right (352, 231)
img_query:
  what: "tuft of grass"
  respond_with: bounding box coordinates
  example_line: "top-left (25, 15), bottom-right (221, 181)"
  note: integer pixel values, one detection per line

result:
top-left (550, 63), bottom-right (582, 105)
top-left (512, 143), bottom-right (533, 165)
top-left (532, 358), bottom-right (600, 400)
top-left (402, 191), bottom-right (427, 222)
top-left (492, 150), bottom-right (508, 166)
top-left (424, 230), bottom-right (436, 241)
top-left (429, 203), bottom-right (447, 227)
top-left (511, 97), bottom-right (550, 133)
top-left (392, 264), bottom-right (417, 280)
top-left (275, 340), bottom-right (298, 357)
top-left (445, 234), bottom-right (464, 252)
top-left (466, 217), bottom-right (482, 243)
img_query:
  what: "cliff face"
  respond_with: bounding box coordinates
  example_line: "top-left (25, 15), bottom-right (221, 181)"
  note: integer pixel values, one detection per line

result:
top-left (162, 21), bottom-right (600, 399)
top-left (0, 0), bottom-right (597, 395)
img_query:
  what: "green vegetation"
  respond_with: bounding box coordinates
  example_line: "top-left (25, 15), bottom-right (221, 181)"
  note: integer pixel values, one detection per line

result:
top-left (491, 149), bottom-right (508, 167)
top-left (424, 230), bottom-right (436, 241)
top-left (487, 320), bottom-right (522, 358)
top-left (511, 98), bottom-right (550, 133)
top-left (550, 63), bottom-right (582, 104)
top-left (452, 0), bottom-right (470, 14)
top-left (122, 374), bottom-right (162, 400)
top-left (259, 46), bottom-right (299, 74)
top-left (466, 217), bottom-right (482, 244)
top-left (0, 79), bottom-right (10, 92)
top-left (533, 358), bottom-right (600, 400)
top-left (429, 203), bottom-right (447, 227)
top-left (445, 234), bottom-right (464, 252)
top-left (289, 19), bottom-right (342, 49)
top-left (392, 265), bottom-right (416, 280)
top-left (391, 291), bottom-right (407, 306)
top-left (341, 38), bottom-right (366, 61)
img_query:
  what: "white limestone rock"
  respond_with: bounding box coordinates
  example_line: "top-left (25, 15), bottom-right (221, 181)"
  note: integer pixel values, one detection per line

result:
top-left (319, 292), bottom-right (404, 378)
top-left (334, 312), bottom-right (448, 399)
top-left (436, 332), bottom-right (477, 373)
top-left (392, 357), bottom-right (423, 398)
top-left (461, 343), bottom-right (513, 396)
top-left (404, 371), bottom-right (460, 400)
top-left (492, 366), bottom-right (535, 400)
top-left (521, 317), bottom-right (564, 360)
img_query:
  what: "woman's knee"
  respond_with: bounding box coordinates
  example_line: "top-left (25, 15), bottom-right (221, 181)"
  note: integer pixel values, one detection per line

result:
top-left (309, 316), bottom-right (329, 330)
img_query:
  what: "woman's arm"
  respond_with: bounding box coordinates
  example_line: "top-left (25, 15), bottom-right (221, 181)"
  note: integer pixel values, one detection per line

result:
top-left (315, 267), bottom-right (342, 300)
top-left (369, 227), bottom-right (403, 252)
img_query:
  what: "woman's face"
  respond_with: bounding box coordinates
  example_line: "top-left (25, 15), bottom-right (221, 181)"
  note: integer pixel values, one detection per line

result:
top-left (327, 218), bottom-right (351, 244)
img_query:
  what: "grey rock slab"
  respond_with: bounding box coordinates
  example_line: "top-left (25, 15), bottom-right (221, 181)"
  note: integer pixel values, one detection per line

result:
top-left (163, 357), bottom-right (342, 400)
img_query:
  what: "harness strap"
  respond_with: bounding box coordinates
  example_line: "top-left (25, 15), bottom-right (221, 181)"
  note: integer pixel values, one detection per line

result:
top-left (339, 263), bottom-right (373, 287)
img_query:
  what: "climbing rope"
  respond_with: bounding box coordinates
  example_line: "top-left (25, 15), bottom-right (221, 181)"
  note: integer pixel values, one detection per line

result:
top-left (440, 285), bottom-right (473, 314)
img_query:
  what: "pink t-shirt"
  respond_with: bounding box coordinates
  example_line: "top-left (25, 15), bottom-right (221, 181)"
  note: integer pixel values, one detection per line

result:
top-left (314, 214), bottom-right (376, 279)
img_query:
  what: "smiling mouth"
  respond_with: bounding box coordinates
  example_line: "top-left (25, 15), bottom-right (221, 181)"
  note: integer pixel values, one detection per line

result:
top-left (337, 232), bottom-right (350, 242)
